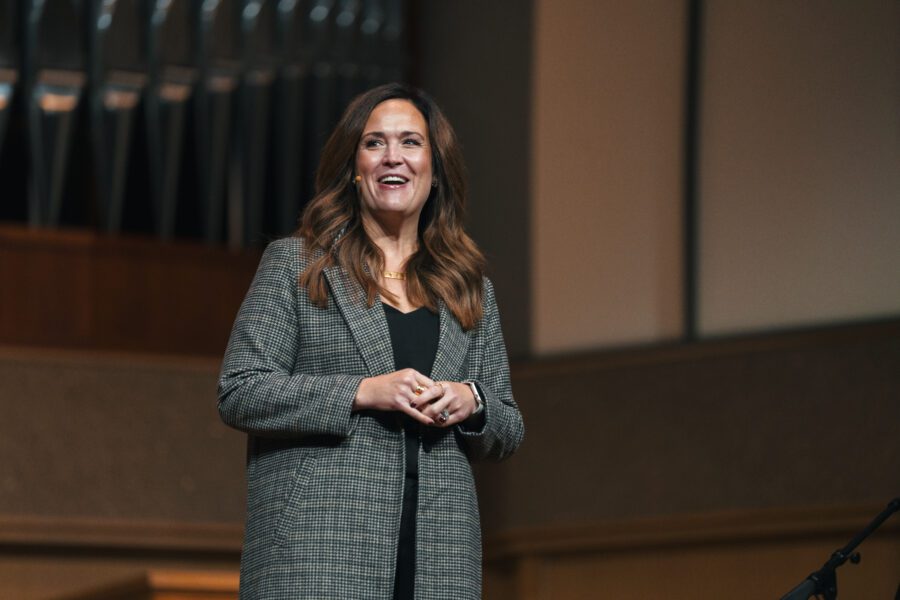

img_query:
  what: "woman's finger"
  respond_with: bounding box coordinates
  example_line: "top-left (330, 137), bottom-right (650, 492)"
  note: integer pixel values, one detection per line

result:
top-left (401, 370), bottom-right (435, 399)
top-left (421, 394), bottom-right (453, 421)
top-left (409, 382), bottom-right (445, 409)
top-left (433, 401), bottom-right (462, 427)
top-left (421, 382), bottom-right (475, 426)
top-left (398, 400), bottom-right (435, 425)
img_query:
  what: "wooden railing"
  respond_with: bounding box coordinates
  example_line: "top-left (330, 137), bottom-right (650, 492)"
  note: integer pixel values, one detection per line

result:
top-left (53, 570), bottom-right (239, 600)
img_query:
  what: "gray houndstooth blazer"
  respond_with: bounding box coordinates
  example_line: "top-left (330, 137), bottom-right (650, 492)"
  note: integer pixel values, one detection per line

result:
top-left (218, 237), bottom-right (524, 600)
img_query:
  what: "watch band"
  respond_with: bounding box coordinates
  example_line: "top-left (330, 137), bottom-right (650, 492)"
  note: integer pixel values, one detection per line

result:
top-left (464, 380), bottom-right (484, 415)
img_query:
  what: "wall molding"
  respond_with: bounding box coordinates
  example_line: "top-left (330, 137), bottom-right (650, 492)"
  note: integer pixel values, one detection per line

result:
top-left (0, 515), bottom-right (243, 553)
top-left (55, 570), bottom-right (240, 600)
top-left (4, 502), bottom-right (896, 560)
top-left (0, 344), bottom-right (222, 373)
top-left (512, 317), bottom-right (900, 379)
top-left (4, 316), bottom-right (897, 385)
top-left (484, 502), bottom-right (900, 561)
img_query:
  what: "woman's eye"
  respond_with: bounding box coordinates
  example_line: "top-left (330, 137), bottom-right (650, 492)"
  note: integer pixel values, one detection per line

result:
top-left (403, 138), bottom-right (422, 146)
top-left (364, 139), bottom-right (383, 148)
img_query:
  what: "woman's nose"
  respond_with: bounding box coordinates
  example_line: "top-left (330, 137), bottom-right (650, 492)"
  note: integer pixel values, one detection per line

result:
top-left (382, 142), bottom-right (402, 165)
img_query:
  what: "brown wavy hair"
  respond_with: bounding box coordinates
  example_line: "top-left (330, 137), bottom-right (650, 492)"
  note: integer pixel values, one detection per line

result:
top-left (297, 83), bottom-right (486, 330)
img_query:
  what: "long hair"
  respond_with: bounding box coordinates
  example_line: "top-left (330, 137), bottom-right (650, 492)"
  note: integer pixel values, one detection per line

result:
top-left (297, 83), bottom-right (486, 330)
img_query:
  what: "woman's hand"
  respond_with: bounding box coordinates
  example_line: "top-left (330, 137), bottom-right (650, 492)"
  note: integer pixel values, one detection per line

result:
top-left (354, 369), bottom-right (443, 425)
top-left (420, 381), bottom-right (478, 427)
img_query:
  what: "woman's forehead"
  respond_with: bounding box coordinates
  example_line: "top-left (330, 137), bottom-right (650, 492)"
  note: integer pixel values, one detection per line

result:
top-left (364, 99), bottom-right (428, 134)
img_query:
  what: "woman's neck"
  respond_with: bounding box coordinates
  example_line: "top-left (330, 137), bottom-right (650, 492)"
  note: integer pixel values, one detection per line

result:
top-left (363, 214), bottom-right (419, 270)
top-left (362, 214), bottom-right (422, 312)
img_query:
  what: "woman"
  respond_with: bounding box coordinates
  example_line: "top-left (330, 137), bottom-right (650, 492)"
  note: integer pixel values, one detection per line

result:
top-left (218, 83), bottom-right (524, 600)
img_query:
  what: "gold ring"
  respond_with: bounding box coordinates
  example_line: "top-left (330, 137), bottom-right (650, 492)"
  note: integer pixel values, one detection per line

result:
top-left (414, 385), bottom-right (426, 396)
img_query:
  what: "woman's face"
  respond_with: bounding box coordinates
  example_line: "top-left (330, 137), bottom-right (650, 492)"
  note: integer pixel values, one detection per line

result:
top-left (355, 99), bottom-right (433, 226)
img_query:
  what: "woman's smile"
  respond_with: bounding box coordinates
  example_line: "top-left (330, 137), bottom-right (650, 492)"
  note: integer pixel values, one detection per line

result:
top-left (377, 173), bottom-right (410, 188)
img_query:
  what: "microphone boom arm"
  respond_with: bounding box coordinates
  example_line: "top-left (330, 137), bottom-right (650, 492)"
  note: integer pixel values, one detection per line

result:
top-left (780, 498), bottom-right (900, 600)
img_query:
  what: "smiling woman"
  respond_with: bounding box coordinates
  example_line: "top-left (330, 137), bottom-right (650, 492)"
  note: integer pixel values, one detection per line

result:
top-left (217, 83), bottom-right (524, 600)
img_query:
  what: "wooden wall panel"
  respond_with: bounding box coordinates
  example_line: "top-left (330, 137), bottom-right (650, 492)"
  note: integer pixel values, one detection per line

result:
top-left (54, 570), bottom-right (239, 600)
top-left (477, 319), bottom-right (900, 533)
top-left (3, 506), bottom-right (896, 599)
top-left (1, 555), bottom-right (240, 600)
top-left (0, 226), bottom-right (261, 355)
top-left (522, 537), bottom-right (899, 600)
top-left (484, 504), bottom-right (900, 599)
top-left (0, 347), bottom-right (246, 522)
top-left (0, 516), bottom-right (240, 599)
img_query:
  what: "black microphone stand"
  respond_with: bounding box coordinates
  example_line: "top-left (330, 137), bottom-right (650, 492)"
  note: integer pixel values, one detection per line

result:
top-left (780, 498), bottom-right (900, 600)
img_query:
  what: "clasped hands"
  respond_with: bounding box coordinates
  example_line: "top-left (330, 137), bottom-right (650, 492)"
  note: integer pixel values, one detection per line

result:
top-left (354, 368), bottom-right (477, 427)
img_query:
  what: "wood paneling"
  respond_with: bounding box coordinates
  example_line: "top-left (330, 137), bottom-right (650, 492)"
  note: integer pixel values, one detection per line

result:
top-left (483, 503), bottom-right (900, 599)
top-left (2, 558), bottom-right (241, 600)
top-left (2, 505), bottom-right (896, 599)
top-left (0, 346), bottom-right (247, 523)
top-left (0, 518), bottom-right (240, 600)
top-left (0, 515), bottom-right (242, 553)
top-left (477, 318), bottom-right (900, 533)
top-left (485, 503), bottom-right (900, 560)
top-left (0, 225), bottom-right (261, 355)
top-left (54, 570), bottom-right (239, 600)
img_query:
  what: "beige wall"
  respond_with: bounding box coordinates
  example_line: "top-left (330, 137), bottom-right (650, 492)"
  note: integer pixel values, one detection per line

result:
top-left (531, 0), bottom-right (686, 355)
top-left (698, 0), bottom-right (900, 336)
top-left (529, 0), bottom-right (900, 354)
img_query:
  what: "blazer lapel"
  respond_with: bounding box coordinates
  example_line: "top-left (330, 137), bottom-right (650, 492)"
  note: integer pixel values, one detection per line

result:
top-left (324, 264), bottom-right (396, 376)
top-left (323, 264), bottom-right (469, 381)
top-left (430, 301), bottom-right (469, 381)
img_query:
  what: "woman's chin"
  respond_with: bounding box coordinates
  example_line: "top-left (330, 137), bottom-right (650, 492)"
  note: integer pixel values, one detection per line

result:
top-left (365, 202), bottom-right (423, 222)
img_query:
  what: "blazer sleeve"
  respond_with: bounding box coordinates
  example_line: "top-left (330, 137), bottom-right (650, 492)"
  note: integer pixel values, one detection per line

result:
top-left (217, 239), bottom-right (364, 439)
top-left (456, 278), bottom-right (525, 461)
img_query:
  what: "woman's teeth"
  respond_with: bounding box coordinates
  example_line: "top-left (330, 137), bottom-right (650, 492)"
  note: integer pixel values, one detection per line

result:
top-left (379, 176), bottom-right (408, 184)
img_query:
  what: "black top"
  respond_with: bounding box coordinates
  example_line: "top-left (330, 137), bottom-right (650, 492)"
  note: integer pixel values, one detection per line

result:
top-left (383, 303), bottom-right (439, 600)
top-left (383, 303), bottom-right (439, 375)
top-left (382, 303), bottom-right (439, 477)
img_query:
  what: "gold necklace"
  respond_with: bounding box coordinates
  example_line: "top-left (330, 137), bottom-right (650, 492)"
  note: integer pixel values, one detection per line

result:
top-left (383, 271), bottom-right (406, 280)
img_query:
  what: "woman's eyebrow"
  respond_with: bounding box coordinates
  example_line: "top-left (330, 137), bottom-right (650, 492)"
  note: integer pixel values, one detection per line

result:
top-left (362, 130), bottom-right (424, 138)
